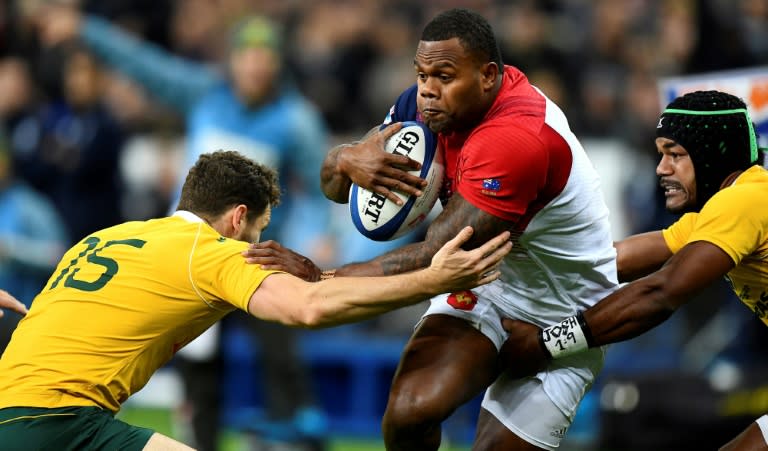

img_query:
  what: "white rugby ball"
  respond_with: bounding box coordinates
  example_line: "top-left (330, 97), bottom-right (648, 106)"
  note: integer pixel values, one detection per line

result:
top-left (349, 121), bottom-right (444, 241)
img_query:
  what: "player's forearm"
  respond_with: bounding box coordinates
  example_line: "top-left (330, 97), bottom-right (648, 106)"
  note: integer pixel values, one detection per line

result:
top-left (320, 145), bottom-right (353, 203)
top-left (336, 240), bottom-right (438, 277)
top-left (540, 276), bottom-right (675, 359)
top-left (273, 227), bottom-right (510, 328)
top-left (337, 197), bottom-right (499, 277)
top-left (584, 279), bottom-right (675, 346)
top-left (541, 242), bottom-right (732, 359)
top-left (301, 269), bottom-right (443, 328)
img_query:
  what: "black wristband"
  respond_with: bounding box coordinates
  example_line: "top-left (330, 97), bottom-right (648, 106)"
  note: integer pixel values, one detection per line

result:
top-left (576, 311), bottom-right (595, 348)
top-left (538, 328), bottom-right (553, 359)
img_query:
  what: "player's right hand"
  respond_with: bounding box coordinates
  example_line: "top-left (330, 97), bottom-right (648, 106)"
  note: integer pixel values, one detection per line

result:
top-left (0, 289), bottom-right (27, 318)
top-left (427, 227), bottom-right (512, 291)
top-left (339, 122), bottom-right (428, 205)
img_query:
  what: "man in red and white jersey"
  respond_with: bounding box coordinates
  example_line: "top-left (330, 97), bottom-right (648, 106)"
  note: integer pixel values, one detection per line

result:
top-left (249, 8), bottom-right (618, 451)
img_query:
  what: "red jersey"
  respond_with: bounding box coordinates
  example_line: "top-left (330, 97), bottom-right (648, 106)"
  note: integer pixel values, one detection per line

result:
top-left (440, 66), bottom-right (572, 229)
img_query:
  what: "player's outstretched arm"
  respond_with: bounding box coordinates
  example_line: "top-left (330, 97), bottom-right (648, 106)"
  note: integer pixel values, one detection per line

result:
top-left (499, 240), bottom-right (735, 379)
top-left (614, 231), bottom-right (672, 282)
top-left (0, 289), bottom-right (27, 318)
top-left (248, 226), bottom-right (511, 328)
top-left (320, 122), bottom-right (427, 205)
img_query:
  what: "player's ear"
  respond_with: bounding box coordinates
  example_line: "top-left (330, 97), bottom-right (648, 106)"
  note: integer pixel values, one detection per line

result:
top-left (480, 62), bottom-right (499, 91)
top-left (232, 204), bottom-right (248, 231)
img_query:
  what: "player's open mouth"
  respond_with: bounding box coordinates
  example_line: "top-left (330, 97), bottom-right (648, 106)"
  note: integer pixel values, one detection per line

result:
top-left (660, 180), bottom-right (684, 195)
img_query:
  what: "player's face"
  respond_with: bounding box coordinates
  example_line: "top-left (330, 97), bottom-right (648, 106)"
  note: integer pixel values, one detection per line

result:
top-left (237, 205), bottom-right (272, 244)
top-left (656, 137), bottom-right (697, 213)
top-left (414, 38), bottom-right (494, 133)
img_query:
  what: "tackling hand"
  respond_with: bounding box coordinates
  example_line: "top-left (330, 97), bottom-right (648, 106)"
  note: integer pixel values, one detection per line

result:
top-left (499, 318), bottom-right (551, 379)
top-left (426, 227), bottom-right (512, 292)
top-left (242, 241), bottom-right (321, 282)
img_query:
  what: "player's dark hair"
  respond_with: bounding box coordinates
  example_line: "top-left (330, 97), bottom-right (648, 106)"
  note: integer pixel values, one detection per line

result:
top-left (421, 8), bottom-right (503, 69)
top-left (178, 150), bottom-right (281, 222)
top-left (657, 90), bottom-right (763, 208)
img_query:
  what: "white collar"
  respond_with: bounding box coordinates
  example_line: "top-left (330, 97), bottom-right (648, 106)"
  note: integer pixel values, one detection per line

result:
top-left (173, 210), bottom-right (206, 223)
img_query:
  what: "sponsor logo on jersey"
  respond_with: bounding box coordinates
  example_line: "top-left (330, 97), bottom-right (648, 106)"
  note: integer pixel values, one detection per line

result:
top-left (447, 290), bottom-right (477, 310)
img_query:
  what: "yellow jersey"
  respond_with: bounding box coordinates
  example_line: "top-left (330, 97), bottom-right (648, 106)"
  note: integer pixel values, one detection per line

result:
top-left (0, 211), bottom-right (279, 412)
top-left (663, 165), bottom-right (768, 325)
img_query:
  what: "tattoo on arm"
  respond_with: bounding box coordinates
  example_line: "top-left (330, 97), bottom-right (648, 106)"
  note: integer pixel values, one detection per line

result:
top-left (337, 193), bottom-right (515, 276)
top-left (430, 195), bottom-right (514, 251)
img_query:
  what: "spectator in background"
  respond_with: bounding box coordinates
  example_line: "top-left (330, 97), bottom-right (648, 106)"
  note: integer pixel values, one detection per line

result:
top-left (34, 6), bottom-right (332, 450)
top-left (0, 56), bottom-right (39, 142)
top-left (6, 43), bottom-right (126, 246)
top-left (0, 128), bottom-right (67, 353)
top-left (288, 0), bottom-right (380, 133)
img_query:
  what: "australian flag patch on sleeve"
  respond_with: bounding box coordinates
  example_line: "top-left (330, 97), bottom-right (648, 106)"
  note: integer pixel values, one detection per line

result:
top-left (481, 178), bottom-right (501, 196)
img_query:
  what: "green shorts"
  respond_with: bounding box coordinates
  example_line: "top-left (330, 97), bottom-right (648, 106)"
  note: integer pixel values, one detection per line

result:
top-left (0, 406), bottom-right (155, 451)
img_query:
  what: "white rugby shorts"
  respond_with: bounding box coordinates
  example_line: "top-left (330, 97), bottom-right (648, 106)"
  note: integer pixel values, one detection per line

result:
top-left (421, 292), bottom-right (605, 449)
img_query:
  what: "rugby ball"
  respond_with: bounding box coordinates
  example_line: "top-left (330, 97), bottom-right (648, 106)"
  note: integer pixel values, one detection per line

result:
top-left (349, 121), bottom-right (444, 241)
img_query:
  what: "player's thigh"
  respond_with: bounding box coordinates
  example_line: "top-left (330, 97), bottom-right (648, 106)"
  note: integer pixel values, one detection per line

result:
top-left (390, 314), bottom-right (499, 405)
top-left (473, 408), bottom-right (548, 451)
top-left (143, 432), bottom-right (196, 450)
top-left (479, 376), bottom-right (573, 451)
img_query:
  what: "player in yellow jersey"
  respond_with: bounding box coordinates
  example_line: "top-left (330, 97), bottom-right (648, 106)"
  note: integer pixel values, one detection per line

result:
top-left (0, 150), bottom-right (512, 451)
top-left (500, 90), bottom-right (768, 450)
top-left (0, 289), bottom-right (26, 318)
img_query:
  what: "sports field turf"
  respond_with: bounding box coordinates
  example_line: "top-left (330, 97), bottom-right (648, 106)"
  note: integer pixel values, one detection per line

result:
top-left (117, 406), bottom-right (472, 451)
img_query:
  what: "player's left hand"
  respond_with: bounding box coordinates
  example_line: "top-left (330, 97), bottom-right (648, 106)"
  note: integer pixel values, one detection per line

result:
top-left (499, 318), bottom-right (551, 379)
top-left (242, 241), bottom-right (322, 282)
top-left (0, 289), bottom-right (27, 318)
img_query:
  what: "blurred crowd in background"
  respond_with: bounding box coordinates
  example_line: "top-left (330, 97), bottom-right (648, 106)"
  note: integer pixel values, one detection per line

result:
top-left (0, 0), bottom-right (764, 237)
top-left (1, 0), bottom-right (767, 268)
top-left (1, 0), bottom-right (768, 449)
